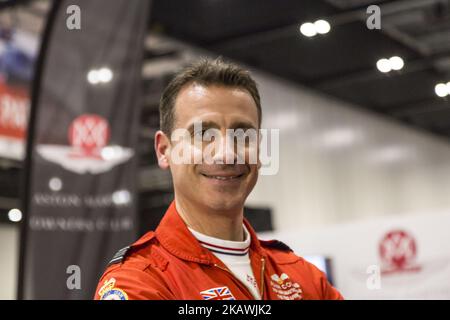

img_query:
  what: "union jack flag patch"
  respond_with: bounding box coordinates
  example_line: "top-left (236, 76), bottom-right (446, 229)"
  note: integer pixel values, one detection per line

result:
top-left (200, 286), bottom-right (236, 300)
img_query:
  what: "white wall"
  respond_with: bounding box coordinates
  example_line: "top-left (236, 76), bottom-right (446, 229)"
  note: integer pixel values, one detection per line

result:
top-left (246, 69), bottom-right (450, 232)
top-left (259, 210), bottom-right (450, 299)
top-left (0, 224), bottom-right (18, 299)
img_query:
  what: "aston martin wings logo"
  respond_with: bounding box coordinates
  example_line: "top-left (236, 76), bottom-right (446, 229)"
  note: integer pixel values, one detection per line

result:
top-left (36, 114), bottom-right (134, 174)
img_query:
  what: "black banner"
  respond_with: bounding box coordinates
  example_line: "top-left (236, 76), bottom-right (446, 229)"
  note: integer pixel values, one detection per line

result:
top-left (19, 0), bottom-right (150, 299)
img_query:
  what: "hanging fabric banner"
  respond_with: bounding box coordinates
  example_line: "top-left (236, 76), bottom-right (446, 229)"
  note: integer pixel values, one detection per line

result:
top-left (19, 0), bottom-right (150, 299)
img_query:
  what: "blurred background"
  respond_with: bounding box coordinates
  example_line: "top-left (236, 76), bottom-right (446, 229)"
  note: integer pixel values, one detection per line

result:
top-left (1, 0), bottom-right (450, 299)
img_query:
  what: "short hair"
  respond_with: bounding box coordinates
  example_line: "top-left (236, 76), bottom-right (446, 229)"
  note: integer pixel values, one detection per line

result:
top-left (159, 58), bottom-right (262, 135)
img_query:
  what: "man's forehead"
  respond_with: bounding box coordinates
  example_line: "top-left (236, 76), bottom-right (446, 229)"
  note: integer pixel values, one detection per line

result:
top-left (181, 82), bottom-right (210, 99)
top-left (176, 82), bottom-right (254, 103)
top-left (173, 83), bottom-right (259, 126)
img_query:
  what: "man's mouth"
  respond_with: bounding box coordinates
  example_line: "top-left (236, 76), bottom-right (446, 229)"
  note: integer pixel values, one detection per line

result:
top-left (200, 173), bottom-right (245, 181)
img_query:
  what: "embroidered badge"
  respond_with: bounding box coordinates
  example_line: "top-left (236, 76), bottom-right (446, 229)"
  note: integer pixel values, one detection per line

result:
top-left (98, 278), bottom-right (129, 300)
top-left (270, 273), bottom-right (303, 300)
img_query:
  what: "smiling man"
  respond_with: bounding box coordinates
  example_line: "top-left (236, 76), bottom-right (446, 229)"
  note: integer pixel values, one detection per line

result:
top-left (94, 58), bottom-right (343, 300)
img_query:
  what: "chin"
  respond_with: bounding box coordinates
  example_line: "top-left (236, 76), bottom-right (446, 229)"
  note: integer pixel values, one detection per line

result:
top-left (203, 196), bottom-right (245, 213)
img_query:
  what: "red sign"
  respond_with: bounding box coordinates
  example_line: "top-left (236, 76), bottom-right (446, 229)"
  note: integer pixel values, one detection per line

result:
top-left (379, 230), bottom-right (421, 274)
top-left (0, 80), bottom-right (29, 139)
top-left (68, 114), bottom-right (110, 158)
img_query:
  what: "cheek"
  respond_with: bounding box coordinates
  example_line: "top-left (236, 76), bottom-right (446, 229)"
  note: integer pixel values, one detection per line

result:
top-left (170, 163), bottom-right (196, 184)
top-left (191, 143), bottom-right (203, 163)
top-left (173, 141), bottom-right (203, 164)
top-left (247, 165), bottom-right (259, 184)
top-left (240, 144), bottom-right (259, 165)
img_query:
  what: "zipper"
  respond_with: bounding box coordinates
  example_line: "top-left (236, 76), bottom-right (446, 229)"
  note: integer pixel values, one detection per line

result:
top-left (213, 258), bottom-right (266, 300)
top-left (260, 257), bottom-right (266, 299)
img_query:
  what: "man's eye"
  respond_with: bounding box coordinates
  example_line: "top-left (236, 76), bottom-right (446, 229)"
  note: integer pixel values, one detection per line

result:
top-left (193, 130), bottom-right (214, 141)
top-left (193, 130), bottom-right (207, 139)
top-left (203, 130), bottom-right (216, 140)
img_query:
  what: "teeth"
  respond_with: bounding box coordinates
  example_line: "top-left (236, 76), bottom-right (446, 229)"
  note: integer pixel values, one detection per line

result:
top-left (204, 175), bottom-right (240, 180)
top-left (213, 176), bottom-right (234, 180)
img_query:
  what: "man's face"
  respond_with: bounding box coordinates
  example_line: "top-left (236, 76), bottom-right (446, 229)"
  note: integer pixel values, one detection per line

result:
top-left (156, 83), bottom-right (260, 213)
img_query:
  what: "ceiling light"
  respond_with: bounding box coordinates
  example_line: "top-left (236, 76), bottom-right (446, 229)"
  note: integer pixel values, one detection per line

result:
top-left (98, 67), bottom-right (113, 83)
top-left (8, 208), bottom-right (22, 222)
top-left (376, 56), bottom-right (405, 73)
top-left (87, 70), bottom-right (100, 84)
top-left (389, 56), bottom-right (404, 71)
top-left (300, 22), bottom-right (317, 37)
top-left (376, 58), bottom-right (391, 73)
top-left (314, 20), bottom-right (331, 34)
top-left (112, 190), bottom-right (131, 205)
top-left (49, 177), bottom-right (62, 192)
top-left (435, 83), bottom-right (448, 98)
top-left (87, 67), bottom-right (114, 85)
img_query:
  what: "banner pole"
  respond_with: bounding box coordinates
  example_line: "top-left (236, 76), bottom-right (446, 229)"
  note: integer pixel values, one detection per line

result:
top-left (17, 0), bottom-right (61, 300)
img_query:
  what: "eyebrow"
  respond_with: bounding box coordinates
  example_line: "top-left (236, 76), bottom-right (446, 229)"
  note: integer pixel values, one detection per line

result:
top-left (186, 120), bottom-right (257, 133)
top-left (230, 121), bottom-right (257, 130)
top-left (186, 121), bottom-right (219, 134)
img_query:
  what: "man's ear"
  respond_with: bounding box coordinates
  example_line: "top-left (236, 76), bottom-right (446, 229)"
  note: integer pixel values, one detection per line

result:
top-left (154, 130), bottom-right (170, 170)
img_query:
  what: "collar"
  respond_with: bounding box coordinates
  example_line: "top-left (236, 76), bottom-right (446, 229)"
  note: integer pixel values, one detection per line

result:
top-left (155, 200), bottom-right (266, 265)
top-left (189, 224), bottom-right (251, 256)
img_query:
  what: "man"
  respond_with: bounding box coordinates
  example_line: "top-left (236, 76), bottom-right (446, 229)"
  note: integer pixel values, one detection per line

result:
top-left (94, 58), bottom-right (343, 300)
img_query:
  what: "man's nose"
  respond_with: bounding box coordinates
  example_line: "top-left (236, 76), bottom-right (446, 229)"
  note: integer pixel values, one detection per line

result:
top-left (211, 133), bottom-right (237, 164)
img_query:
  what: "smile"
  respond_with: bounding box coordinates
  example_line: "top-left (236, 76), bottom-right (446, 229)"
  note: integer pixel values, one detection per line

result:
top-left (200, 173), bottom-right (244, 181)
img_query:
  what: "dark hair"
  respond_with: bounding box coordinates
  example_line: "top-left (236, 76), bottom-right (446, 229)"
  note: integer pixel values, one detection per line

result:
top-left (159, 58), bottom-right (262, 135)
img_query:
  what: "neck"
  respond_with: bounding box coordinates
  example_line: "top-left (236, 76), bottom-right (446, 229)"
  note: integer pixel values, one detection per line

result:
top-left (174, 196), bottom-right (245, 241)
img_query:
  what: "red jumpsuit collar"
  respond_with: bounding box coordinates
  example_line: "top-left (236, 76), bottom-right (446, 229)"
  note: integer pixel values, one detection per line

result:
top-left (155, 200), bottom-right (266, 265)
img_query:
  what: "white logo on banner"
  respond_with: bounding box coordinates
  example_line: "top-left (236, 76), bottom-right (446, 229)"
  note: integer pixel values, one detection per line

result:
top-left (37, 114), bottom-right (133, 174)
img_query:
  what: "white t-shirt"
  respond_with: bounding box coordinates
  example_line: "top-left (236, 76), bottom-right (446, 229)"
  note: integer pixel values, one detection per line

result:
top-left (188, 225), bottom-right (261, 300)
